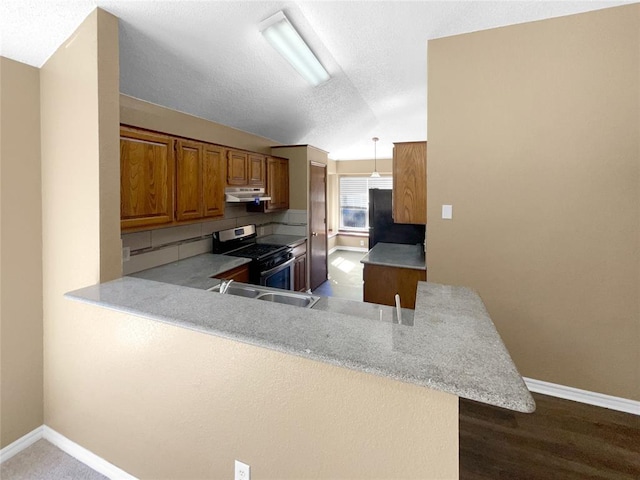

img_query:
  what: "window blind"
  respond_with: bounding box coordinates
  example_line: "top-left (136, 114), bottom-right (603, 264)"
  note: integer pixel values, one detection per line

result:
top-left (339, 176), bottom-right (392, 230)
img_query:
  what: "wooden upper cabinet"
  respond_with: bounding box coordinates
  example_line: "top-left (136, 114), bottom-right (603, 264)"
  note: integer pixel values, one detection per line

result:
top-left (247, 156), bottom-right (289, 213)
top-left (203, 145), bottom-right (226, 218)
top-left (175, 139), bottom-right (204, 221)
top-left (227, 150), bottom-right (248, 185)
top-left (120, 127), bottom-right (174, 230)
top-left (267, 156), bottom-right (289, 211)
top-left (248, 154), bottom-right (265, 186)
top-left (393, 141), bottom-right (427, 225)
top-left (227, 150), bottom-right (265, 187)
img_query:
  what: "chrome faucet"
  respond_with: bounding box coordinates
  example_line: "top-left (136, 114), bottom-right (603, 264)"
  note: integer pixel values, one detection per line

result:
top-left (219, 279), bottom-right (234, 294)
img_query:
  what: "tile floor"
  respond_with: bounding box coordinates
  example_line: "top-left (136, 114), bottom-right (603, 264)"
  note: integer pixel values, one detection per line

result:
top-left (312, 250), bottom-right (366, 301)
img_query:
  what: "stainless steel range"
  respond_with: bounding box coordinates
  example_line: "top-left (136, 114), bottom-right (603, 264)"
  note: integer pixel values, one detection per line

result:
top-left (212, 225), bottom-right (294, 290)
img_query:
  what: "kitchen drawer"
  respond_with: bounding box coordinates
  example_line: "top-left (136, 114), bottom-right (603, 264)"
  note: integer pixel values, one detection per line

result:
top-left (213, 263), bottom-right (250, 283)
top-left (291, 240), bottom-right (307, 259)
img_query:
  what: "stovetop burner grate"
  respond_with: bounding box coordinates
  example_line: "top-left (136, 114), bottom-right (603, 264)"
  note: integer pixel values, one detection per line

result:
top-left (229, 243), bottom-right (285, 259)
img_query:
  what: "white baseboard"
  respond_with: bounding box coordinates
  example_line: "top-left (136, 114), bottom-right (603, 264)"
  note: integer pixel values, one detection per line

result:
top-left (43, 426), bottom-right (137, 479)
top-left (0, 425), bottom-right (43, 463)
top-left (0, 425), bottom-right (136, 479)
top-left (331, 246), bottom-right (368, 254)
top-left (524, 377), bottom-right (640, 415)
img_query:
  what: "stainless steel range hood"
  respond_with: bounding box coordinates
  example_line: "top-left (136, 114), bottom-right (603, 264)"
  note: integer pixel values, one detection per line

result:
top-left (225, 187), bottom-right (271, 203)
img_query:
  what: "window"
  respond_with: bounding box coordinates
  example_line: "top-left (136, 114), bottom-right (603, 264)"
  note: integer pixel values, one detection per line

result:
top-left (339, 176), bottom-right (392, 230)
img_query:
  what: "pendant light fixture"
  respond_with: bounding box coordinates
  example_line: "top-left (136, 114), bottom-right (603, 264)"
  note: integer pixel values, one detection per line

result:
top-left (371, 137), bottom-right (380, 178)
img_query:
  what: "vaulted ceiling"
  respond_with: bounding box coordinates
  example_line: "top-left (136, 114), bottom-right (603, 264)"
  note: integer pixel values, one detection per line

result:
top-left (1, 1), bottom-right (630, 159)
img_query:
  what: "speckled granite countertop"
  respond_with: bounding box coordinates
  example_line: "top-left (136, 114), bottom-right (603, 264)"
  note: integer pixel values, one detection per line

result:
top-left (313, 296), bottom-right (415, 325)
top-left (66, 277), bottom-right (535, 413)
top-left (361, 242), bottom-right (426, 271)
top-left (257, 234), bottom-right (306, 247)
top-left (128, 254), bottom-right (251, 290)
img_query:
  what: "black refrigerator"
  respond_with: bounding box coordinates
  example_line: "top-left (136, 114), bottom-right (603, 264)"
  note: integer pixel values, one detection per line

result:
top-left (368, 189), bottom-right (425, 249)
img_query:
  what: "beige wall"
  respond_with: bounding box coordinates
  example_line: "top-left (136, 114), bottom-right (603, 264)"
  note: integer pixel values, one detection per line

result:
top-left (0, 57), bottom-right (43, 447)
top-left (328, 234), bottom-right (337, 251)
top-left (270, 146), bottom-right (310, 210)
top-left (326, 157), bottom-right (337, 175)
top-left (121, 94), bottom-right (278, 155)
top-left (40, 7), bottom-right (122, 436)
top-left (49, 300), bottom-right (458, 479)
top-left (337, 235), bottom-right (368, 250)
top-left (327, 173), bottom-right (338, 232)
top-left (336, 158), bottom-right (392, 175)
top-left (427, 4), bottom-right (640, 400)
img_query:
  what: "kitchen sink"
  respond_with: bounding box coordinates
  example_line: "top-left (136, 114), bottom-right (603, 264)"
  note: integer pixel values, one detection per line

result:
top-left (207, 282), bottom-right (320, 308)
top-left (255, 292), bottom-right (319, 308)
top-left (208, 283), bottom-right (262, 298)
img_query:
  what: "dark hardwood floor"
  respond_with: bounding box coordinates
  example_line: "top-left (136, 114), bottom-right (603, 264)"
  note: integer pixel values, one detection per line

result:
top-left (460, 393), bottom-right (640, 479)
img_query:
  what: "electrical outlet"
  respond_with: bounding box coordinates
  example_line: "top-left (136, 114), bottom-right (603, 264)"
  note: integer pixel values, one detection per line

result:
top-left (122, 246), bottom-right (130, 262)
top-left (360, 240), bottom-right (364, 246)
top-left (235, 460), bottom-right (250, 480)
top-left (258, 226), bottom-right (265, 236)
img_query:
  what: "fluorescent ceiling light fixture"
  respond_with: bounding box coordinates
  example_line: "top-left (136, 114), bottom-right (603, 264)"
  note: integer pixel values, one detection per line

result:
top-left (260, 11), bottom-right (330, 87)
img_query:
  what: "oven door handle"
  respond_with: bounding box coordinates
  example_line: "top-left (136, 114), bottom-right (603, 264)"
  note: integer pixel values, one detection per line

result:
top-left (260, 257), bottom-right (295, 278)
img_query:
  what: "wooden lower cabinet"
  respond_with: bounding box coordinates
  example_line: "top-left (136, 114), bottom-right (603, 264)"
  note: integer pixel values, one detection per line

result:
top-left (292, 240), bottom-right (308, 292)
top-left (214, 263), bottom-right (250, 283)
top-left (363, 263), bottom-right (426, 309)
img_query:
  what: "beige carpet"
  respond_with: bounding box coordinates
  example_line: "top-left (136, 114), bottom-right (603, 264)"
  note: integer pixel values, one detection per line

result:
top-left (1, 440), bottom-right (107, 480)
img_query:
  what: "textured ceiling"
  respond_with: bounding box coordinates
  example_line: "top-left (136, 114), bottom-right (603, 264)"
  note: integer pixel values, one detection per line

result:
top-left (0, 0), bottom-right (631, 159)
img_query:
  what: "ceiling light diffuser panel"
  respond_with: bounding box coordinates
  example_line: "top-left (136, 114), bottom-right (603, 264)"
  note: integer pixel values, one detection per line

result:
top-left (260, 11), bottom-right (330, 87)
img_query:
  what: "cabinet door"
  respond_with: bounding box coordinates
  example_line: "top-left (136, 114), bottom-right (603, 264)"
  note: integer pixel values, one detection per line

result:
top-left (120, 127), bottom-right (174, 230)
top-left (227, 150), bottom-right (248, 185)
top-left (175, 139), bottom-right (203, 221)
top-left (203, 145), bottom-right (226, 218)
top-left (265, 157), bottom-right (289, 211)
top-left (393, 142), bottom-right (427, 224)
top-left (363, 263), bottom-right (426, 309)
top-left (294, 254), bottom-right (307, 292)
top-left (277, 158), bottom-right (289, 209)
top-left (248, 154), bottom-right (265, 186)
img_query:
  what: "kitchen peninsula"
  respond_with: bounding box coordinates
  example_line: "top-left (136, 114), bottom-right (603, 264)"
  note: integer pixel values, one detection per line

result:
top-left (64, 257), bottom-right (534, 478)
top-left (67, 269), bottom-right (534, 414)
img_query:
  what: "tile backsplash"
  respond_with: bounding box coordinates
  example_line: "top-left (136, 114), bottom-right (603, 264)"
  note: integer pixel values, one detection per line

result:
top-left (122, 208), bottom-right (308, 275)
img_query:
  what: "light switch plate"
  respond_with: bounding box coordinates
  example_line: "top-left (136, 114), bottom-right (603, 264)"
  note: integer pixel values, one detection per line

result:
top-left (442, 205), bottom-right (453, 220)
